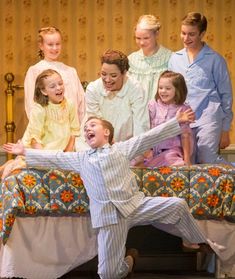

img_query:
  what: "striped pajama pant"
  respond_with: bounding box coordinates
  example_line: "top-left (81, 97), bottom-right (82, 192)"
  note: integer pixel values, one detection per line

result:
top-left (97, 196), bottom-right (206, 279)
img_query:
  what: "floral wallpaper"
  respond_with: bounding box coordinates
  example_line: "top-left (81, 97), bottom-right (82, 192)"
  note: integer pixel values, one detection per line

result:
top-left (0, 0), bottom-right (234, 145)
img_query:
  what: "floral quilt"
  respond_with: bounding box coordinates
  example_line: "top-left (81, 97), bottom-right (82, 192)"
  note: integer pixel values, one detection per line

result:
top-left (0, 168), bottom-right (90, 244)
top-left (0, 164), bottom-right (234, 244)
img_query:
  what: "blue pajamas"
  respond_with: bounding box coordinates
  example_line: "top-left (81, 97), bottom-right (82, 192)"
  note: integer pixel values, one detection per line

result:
top-left (192, 121), bottom-right (226, 164)
top-left (97, 197), bottom-right (206, 279)
top-left (168, 44), bottom-right (233, 164)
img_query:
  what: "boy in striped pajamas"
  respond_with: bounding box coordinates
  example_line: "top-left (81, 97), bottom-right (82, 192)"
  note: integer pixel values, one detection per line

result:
top-left (3, 111), bottom-right (224, 279)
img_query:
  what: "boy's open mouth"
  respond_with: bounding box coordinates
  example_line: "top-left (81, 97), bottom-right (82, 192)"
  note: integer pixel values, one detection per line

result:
top-left (87, 132), bottom-right (95, 140)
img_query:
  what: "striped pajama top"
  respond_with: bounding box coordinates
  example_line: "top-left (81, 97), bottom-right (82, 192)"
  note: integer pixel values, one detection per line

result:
top-left (26, 118), bottom-right (181, 228)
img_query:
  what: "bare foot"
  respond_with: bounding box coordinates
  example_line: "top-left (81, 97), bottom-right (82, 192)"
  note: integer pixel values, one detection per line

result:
top-left (182, 241), bottom-right (200, 252)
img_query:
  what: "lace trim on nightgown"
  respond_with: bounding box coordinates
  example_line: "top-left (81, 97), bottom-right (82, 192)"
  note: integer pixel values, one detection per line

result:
top-left (45, 99), bottom-right (70, 124)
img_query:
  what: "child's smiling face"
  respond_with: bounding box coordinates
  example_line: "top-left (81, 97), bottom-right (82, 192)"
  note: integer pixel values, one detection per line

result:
top-left (158, 77), bottom-right (176, 105)
top-left (41, 73), bottom-right (64, 104)
top-left (39, 32), bottom-right (62, 61)
top-left (84, 118), bottom-right (110, 149)
top-left (135, 27), bottom-right (158, 55)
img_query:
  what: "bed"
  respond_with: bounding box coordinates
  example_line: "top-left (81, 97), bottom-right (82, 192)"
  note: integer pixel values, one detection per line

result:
top-left (0, 164), bottom-right (235, 278)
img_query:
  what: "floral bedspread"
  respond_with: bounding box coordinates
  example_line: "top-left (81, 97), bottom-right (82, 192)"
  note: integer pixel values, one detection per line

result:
top-left (0, 168), bottom-right (90, 244)
top-left (0, 164), bottom-right (234, 244)
top-left (138, 164), bottom-right (235, 222)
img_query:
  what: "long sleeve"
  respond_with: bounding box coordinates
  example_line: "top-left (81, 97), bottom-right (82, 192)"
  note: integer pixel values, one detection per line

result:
top-left (71, 67), bottom-right (86, 124)
top-left (26, 149), bottom-right (81, 173)
top-left (24, 66), bottom-right (38, 118)
top-left (21, 103), bottom-right (46, 147)
top-left (116, 117), bottom-right (181, 160)
top-left (85, 81), bottom-right (103, 118)
top-left (148, 100), bottom-right (157, 129)
top-left (212, 56), bottom-right (233, 131)
top-left (129, 81), bottom-right (150, 136)
top-left (68, 100), bottom-right (81, 136)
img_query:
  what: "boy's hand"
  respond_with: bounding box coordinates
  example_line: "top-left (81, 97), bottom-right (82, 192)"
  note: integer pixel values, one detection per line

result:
top-left (3, 141), bottom-right (25, 156)
top-left (176, 108), bottom-right (195, 123)
top-left (219, 131), bottom-right (230, 149)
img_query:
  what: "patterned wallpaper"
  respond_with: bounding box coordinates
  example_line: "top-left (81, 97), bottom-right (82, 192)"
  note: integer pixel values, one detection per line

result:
top-left (0, 0), bottom-right (234, 145)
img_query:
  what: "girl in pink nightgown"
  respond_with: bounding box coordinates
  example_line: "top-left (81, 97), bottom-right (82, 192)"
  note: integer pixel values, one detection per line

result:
top-left (144, 70), bottom-right (193, 167)
top-left (144, 70), bottom-right (199, 250)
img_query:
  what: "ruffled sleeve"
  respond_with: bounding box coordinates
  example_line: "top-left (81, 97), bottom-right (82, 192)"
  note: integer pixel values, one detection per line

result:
top-left (24, 66), bottom-right (39, 119)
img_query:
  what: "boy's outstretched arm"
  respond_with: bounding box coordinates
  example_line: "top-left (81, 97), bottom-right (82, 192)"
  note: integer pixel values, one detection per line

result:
top-left (176, 108), bottom-right (195, 123)
top-left (3, 141), bottom-right (25, 156)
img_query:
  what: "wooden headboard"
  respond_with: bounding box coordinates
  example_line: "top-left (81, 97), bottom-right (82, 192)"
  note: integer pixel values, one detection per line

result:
top-left (4, 73), bottom-right (24, 159)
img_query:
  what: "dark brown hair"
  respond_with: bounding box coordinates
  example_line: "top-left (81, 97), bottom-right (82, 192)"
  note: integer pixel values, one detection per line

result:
top-left (155, 70), bottom-right (187, 105)
top-left (182, 12), bottom-right (207, 34)
top-left (101, 49), bottom-right (129, 74)
top-left (85, 116), bottom-right (114, 144)
top-left (34, 69), bottom-right (62, 106)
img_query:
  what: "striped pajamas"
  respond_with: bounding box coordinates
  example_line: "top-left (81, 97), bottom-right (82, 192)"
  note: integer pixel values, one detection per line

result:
top-left (97, 196), bottom-right (206, 279)
top-left (25, 117), bottom-right (207, 279)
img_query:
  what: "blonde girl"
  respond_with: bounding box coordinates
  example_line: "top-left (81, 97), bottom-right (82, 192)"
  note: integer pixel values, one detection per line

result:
top-left (1, 69), bottom-right (80, 179)
top-left (128, 15), bottom-right (172, 103)
top-left (24, 26), bottom-right (85, 124)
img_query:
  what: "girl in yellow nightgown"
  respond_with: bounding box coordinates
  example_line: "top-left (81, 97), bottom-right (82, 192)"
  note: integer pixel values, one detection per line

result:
top-left (0, 69), bottom-right (80, 179)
